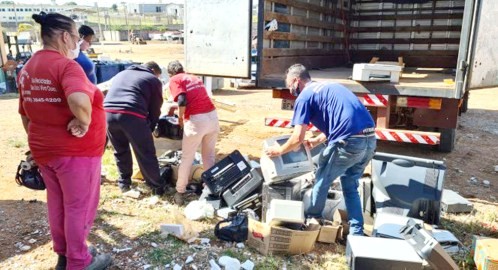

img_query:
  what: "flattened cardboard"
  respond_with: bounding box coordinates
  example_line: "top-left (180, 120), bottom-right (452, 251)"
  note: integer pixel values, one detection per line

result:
top-left (247, 219), bottom-right (320, 255)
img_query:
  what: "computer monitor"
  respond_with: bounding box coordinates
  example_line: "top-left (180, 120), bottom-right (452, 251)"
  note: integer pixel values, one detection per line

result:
top-left (371, 152), bottom-right (446, 224)
top-left (260, 135), bottom-right (314, 184)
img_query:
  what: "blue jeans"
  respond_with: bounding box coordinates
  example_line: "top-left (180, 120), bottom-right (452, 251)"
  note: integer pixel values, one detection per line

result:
top-left (305, 135), bottom-right (376, 235)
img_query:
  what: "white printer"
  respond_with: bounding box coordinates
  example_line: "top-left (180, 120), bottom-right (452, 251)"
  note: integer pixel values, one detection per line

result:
top-left (352, 63), bottom-right (403, 83)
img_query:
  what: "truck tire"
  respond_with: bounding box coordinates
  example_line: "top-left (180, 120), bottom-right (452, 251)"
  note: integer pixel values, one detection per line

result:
top-left (460, 91), bottom-right (469, 114)
top-left (438, 128), bottom-right (456, 152)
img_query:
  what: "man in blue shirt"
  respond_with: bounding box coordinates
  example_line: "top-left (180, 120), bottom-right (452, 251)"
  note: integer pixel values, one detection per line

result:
top-left (75, 25), bottom-right (97, 84)
top-left (265, 64), bottom-right (376, 235)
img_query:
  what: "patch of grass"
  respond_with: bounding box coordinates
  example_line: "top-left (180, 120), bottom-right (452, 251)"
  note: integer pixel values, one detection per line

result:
top-left (100, 191), bottom-right (123, 204)
top-left (255, 255), bottom-right (283, 270)
top-left (441, 218), bottom-right (498, 242)
top-left (7, 138), bottom-right (26, 148)
top-left (440, 208), bottom-right (498, 270)
top-left (306, 252), bottom-right (348, 270)
top-left (483, 210), bottom-right (498, 224)
top-left (135, 223), bottom-right (156, 237)
top-left (102, 148), bottom-right (119, 180)
top-left (147, 248), bottom-right (173, 266)
top-left (145, 234), bottom-right (185, 266)
top-left (222, 248), bottom-right (248, 263)
top-left (0, 93), bottom-right (19, 99)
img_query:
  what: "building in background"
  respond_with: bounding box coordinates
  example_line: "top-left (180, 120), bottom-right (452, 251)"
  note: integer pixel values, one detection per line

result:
top-left (0, 4), bottom-right (91, 28)
top-left (127, 3), bottom-right (183, 19)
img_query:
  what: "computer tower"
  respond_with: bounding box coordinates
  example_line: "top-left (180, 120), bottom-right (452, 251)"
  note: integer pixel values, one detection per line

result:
top-left (371, 152), bottom-right (446, 224)
top-left (261, 173), bottom-right (313, 222)
top-left (302, 188), bottom-right (344, 221)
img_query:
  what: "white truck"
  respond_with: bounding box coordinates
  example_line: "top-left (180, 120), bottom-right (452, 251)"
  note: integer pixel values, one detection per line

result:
top-left (184, 0), bottom-right (498, 152)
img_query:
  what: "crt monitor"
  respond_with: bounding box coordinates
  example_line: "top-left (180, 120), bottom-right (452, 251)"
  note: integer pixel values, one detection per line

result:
top-left (260, 135), bottom-right (314, 184)
top-left (371, 152), bottom-right (446, 224)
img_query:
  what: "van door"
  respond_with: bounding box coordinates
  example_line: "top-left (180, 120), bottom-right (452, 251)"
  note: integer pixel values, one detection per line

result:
top-left (184, 0), bottom-right (253, 78)
top-left (456, 0), bottom-right (498, 96)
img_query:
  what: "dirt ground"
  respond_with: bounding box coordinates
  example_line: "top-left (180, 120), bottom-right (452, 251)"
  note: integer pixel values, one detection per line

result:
top-left (0, 42), bottom-right (497, 269)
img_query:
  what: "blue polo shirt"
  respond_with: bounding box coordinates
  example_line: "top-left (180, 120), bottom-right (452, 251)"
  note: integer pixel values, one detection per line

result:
top-left (291, 81), bottom-right (375, 144)
top-left (75, 51), bottom-right (97, 84)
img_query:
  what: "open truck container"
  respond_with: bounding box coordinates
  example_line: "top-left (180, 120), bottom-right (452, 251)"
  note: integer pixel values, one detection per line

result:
top-left (184, 0), bottom-right (498, 152)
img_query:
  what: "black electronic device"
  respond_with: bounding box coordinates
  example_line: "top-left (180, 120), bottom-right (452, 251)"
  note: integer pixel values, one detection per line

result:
top-left (233, 193), bottom-right (262, 212)
top-left (202, 150), bottom-right (252, 195)
top-left (153, 115), bottom-right (183, 140)
top-left (222, 169), bottom-right (263, 207)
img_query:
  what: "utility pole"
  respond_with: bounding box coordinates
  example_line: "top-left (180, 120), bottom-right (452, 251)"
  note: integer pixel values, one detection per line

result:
top-left (122, 3), bottom-right (128, 30)
top-left (96, 3), bottom-right (104, 41)
top-left (0, 24), bottom-right (8, 67)
top-left (13, 3), bottom-right (18, 29)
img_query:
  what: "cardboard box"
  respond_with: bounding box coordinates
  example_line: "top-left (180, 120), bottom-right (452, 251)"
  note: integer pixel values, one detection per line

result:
top-left (473, 237), bottom-right (498, 270)
top-left (333, 209), bottom-right (349, 238)
top-left (247, 218), bottom-right (320, 255)
top-left (317, 220), bottom-right (342, 244)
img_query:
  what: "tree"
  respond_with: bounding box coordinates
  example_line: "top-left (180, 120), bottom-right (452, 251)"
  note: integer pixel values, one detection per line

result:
top-left (1, 1), bottom-right (14, 4)
top-left (65, 1), bottom-right (77, 5)
top-left (111, 4), bottom-right (118, 12)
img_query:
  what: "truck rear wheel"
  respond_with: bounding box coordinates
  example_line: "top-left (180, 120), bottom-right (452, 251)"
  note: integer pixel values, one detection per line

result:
top-left (438, 128), bottom-right (456, 152)
top-left (460, 91), bottom-right (469, 114)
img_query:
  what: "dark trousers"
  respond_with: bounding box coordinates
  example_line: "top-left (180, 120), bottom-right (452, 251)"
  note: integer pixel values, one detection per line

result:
top-left (106, 112), bottom-right (164, 189)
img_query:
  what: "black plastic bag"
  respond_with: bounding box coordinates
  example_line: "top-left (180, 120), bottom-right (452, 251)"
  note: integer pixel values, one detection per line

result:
top-left (153, 115), bottom-right (183, 140)
top-left (15, 157), bottom-right (45, 191)
top-left (214, 212), bottom-right (248, 242)
top-left (159, 164), bottom-right (173, 186)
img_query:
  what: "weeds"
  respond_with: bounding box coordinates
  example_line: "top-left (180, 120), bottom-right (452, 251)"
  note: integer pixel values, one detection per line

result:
top-left (255, 255), bottom-right (283, 270)
top-left (102, 148), bottom-right (119, 180)
top-left (222, 248), bottom-right (248, 262)
top-left (0, 93), bottom-right (19, 99)
top-left (145, 234), bottom-right (185, 266)
top-left (7, 138), bottom-right (26, 148)
top-left (146, 248), bottom-right (173, 266)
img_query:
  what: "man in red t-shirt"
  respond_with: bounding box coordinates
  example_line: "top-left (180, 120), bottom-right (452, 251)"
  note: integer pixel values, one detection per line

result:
top-left (167, 60), bottom-right (219, 205)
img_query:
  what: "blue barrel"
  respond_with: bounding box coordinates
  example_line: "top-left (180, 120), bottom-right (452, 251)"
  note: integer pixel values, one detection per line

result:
top-left (118, 62), bottom-right (135, 72)
top-left (96, 63), bottom-right (120, 83)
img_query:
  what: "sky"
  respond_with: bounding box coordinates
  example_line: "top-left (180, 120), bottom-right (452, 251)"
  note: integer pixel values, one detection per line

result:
top-left (11, 0), bottom-right (184, 8)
